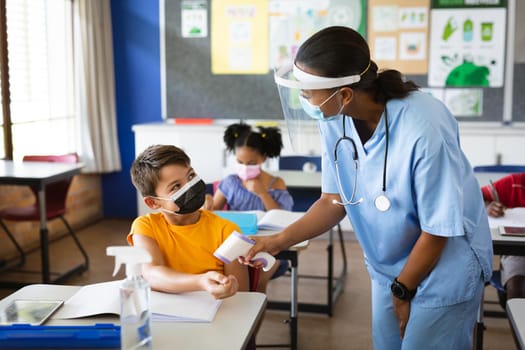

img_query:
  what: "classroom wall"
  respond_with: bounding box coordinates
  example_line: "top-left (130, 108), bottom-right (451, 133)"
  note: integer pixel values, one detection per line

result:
top-left (104, 0), bottom-right (162, 218)
top-left (105, 1), bottom-right (524, 219)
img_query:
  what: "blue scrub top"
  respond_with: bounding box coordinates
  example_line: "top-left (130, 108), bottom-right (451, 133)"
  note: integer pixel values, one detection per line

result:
top-left (319, 91), bottom-right (493, 307)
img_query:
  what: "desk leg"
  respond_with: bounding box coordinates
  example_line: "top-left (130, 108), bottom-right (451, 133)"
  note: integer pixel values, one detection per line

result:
top-left (290, 253), bottom-right (298, 350)
top-left (474, 288), bottom-right (485, 350)
top-left (38, 188), bottom-right (50, 283)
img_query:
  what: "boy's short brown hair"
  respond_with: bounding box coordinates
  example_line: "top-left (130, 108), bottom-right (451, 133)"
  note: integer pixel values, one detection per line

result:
top-left (131, 144), bottom-right (190, 197)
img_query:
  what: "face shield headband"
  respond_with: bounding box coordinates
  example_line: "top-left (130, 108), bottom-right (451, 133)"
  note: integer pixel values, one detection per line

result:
top-left (273, 61), bottom-right (370, 154)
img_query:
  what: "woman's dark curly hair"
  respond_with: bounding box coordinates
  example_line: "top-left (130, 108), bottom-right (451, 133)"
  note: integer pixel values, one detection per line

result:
top-left (223, 122), bottom-right (283, 158)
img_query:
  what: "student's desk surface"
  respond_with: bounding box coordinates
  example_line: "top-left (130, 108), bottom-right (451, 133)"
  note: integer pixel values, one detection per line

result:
top-left (0, 284), bottom-right (267, 350)
top-left (506, 298), bottom-right (525, 350)
top-left (489, 208), bottom-right (525, 256)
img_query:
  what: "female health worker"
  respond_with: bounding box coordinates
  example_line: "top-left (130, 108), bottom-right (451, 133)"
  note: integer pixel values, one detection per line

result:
top-left (243, 26), bottom-right (493, 349)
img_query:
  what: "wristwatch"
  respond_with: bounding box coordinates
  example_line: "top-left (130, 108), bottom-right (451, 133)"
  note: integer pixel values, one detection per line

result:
top-left (390, 277), bottom-right (416, 301)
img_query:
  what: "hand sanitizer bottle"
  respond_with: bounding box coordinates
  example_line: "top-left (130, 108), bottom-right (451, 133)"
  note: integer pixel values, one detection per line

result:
top-left (107, 246), bottom-right (153, 350)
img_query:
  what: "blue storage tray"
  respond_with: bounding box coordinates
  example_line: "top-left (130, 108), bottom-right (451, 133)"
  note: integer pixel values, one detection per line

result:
top-left (214, 212), bottom-right (258, 235)
top-left (0, 323), bottom-right (120, 348)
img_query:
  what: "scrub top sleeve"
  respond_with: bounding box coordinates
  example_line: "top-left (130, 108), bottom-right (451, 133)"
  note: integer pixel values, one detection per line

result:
top-left (321, 150), bottom-right (339, 194)
top-left (413, 137), bottom-right (465, 237)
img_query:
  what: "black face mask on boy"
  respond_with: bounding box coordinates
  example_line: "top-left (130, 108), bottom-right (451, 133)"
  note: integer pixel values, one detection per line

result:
top-left (166, 176), bottom-right (207, 215)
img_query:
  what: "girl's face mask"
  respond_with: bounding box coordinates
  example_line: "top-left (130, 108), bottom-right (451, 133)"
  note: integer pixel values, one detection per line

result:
top-left (236, 163), bottom-right (261, 181)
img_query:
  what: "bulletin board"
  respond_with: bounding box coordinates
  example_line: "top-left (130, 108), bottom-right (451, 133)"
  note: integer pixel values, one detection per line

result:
top-left (161, 0), bottom-right (525, 122)
top-left (161, 0), bottom-right (367, 120)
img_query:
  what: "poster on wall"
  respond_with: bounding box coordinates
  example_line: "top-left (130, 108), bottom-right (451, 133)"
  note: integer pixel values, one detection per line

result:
top-left (368, 0), bottom-right (430, 74)
top-left (181, 1), bottom-right (208, 38)
top-left (268, 0), bottom-right (366, 69)
top-left (211, 0), bottom-right (269, 74)
top-left (428, 0), bottom-right (507, 87)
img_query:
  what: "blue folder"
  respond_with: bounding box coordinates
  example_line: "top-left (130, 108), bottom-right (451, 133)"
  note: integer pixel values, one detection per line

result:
top-left (0, 323), bottom-right (120, 348)
top-left (214, 212), bottom-right (258, 235)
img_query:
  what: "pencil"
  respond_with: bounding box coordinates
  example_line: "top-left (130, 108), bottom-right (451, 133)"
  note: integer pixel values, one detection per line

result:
top-left (489, 180), bottom-right (501, 203)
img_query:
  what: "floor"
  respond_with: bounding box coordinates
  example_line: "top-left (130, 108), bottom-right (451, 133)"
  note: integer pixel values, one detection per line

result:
top-left (0, 218), bottom-right (517, 349)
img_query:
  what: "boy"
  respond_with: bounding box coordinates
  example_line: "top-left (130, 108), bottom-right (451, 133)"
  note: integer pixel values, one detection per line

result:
top-left (129, 144), bottom-right (249, 299)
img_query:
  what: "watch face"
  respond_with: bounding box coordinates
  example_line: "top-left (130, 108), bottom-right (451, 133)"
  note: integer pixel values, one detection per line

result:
top-left (391, 280), bottom-right (409, 300)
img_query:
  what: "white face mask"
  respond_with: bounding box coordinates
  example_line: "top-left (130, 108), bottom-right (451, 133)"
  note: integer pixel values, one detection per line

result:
top-left (236, 163), bottom-right (261, 180)
top-left (299, 89), bottom-right (342, 121)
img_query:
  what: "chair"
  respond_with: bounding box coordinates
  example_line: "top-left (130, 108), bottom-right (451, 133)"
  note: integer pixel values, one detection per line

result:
top-left (0, 153), bottom-right (89, 279)
top-left (278, 155), bottom-right (348, 316)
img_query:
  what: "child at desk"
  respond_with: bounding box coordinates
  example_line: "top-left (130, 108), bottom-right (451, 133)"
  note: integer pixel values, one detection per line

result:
top-left (204, 122), bottom-right (293, 292)
top-left (481, 172), bottom-right (525, 300)
top-left (128, 144), bottom-right (249, 299)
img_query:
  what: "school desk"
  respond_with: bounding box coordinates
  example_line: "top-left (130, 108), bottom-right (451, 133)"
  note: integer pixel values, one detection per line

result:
top-left (0, 160), bottom-right (85, 286)
top-left (0, 284), bottom-right (266, 350)
top-left (506, 298), bottom-right (525, 350)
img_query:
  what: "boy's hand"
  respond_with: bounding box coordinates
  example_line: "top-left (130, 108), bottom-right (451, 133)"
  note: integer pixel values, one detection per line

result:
top-left (200, 271), bottom-right (238, 299)
top-left (486, 201), bottom-right (506, 217)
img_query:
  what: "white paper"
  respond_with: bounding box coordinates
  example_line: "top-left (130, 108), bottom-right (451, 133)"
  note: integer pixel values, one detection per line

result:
top-left (54, 281), bottom-right (222, 323)
top-left (488, 208), bottom-right (525, 229)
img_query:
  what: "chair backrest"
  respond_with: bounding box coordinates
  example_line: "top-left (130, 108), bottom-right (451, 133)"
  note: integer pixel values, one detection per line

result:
top-left (23, 153), bottom-right (79, 215)
top-left (278, 156), bottom-right (321, 211)
top-left (473, 165), bottom-right (525, 173)
top-left (212, 180), bottom-right (229, 210)
top-left (279, 156), bottom-right (321, 172)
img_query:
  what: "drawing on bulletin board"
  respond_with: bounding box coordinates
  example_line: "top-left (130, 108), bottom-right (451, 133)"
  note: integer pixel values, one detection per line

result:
top-left (368, 0), bottom-right (430, 74)
top-left (210, 0), bottom-right (269, 74)
top-left (269, 0), bottom-right (366, 69)
top-left (428, 0), bottom-right (506, 87)
top-left (181, 1), bottom-right (208, 38)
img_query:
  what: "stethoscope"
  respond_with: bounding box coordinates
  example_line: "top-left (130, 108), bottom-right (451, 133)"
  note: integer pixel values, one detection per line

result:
top-left (332, 108), bottom-right (391, 212)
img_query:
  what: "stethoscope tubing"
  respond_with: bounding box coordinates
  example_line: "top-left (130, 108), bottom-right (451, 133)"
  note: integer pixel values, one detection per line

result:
top-left (333, 109), bottom-right (390, 210)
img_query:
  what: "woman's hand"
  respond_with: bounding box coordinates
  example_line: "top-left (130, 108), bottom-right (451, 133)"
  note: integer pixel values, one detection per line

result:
top-left (392, 296), bottom-right (411, 339)
top-left (238, 234), bottom-right (284, 267)
top-left (199, 271), bottom-right (238, 299)
top-left (486, 201), bottom-right (506, 217)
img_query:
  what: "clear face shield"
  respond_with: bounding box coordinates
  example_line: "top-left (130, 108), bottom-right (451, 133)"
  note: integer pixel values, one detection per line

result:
top-left (273, 61), bottom-right (361, 154)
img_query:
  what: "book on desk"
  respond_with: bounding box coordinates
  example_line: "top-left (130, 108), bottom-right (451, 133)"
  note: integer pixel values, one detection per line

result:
top-left (214, 209), bottom-right (304, 234)
top-left (499, 226), bottom-right (525, 236)
top-left (53, 280), bottom-right (221, 323)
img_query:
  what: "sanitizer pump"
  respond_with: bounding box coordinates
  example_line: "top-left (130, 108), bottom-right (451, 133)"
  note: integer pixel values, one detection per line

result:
top-left (107, 246), bottom-right (153, 350)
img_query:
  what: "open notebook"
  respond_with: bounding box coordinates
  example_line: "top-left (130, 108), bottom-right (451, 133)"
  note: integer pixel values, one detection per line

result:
top-left (53, 281), bottom-right (222, 323)
top-left (215, 209), bottom-right (304, 233)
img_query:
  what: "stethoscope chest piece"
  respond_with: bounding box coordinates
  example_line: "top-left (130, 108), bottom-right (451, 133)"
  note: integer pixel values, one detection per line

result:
top-left (374, 194), bottom-right (391, 212)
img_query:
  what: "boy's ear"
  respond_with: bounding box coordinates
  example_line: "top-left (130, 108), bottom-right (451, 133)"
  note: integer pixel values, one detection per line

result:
top-left (144, 196), bottom-right (160, 209)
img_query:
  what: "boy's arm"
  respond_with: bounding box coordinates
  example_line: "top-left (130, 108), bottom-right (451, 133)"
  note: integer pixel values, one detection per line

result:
top-left (132, 233), bottom-right (238, 298)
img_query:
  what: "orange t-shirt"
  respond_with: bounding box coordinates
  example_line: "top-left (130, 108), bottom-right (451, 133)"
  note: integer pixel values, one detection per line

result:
top-left (127, 210), bottom-right (239, 274)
